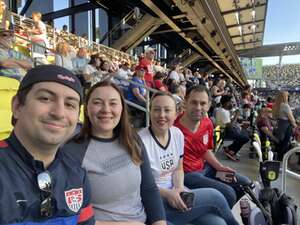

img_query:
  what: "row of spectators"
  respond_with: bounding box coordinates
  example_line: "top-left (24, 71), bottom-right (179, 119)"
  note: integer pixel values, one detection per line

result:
top-left (263, 63), bottom-right (300, 88)
top-left (1, 3), bottom-right (300, 225)
top-left (1, 0), bottom-right (299, 162)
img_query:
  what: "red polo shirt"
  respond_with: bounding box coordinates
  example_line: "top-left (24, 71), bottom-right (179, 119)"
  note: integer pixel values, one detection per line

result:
top-left (174, 114), bottom-right (214, 172)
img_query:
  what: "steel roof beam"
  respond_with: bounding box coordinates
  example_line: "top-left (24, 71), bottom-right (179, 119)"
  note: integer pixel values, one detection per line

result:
top-left (172, 14), bottom-right (187, 19)
top-left (141, 0), bottom-right (245, 86)
top-left (42, 3), bottom-right (99, 21)
top-left (200, 0), bottom-right (246, 84)
top-left (231, 31), bottom-right (263, 39)
top-left (234, 40), bottom-right (261, 46)
top-left (237, 41), bottom-right (300, 57)
top-left (227, 19), bottom-right (264, 29)
top-left (221, 2), bottom-right (266, 15)
top-left (20, 0), bottom-right (33, 16)
top-left (152, 26), bottom-right (197, 35)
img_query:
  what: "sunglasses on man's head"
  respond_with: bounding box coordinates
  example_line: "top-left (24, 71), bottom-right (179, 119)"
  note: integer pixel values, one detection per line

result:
top-left (37, 171), bottom-right (53, 218)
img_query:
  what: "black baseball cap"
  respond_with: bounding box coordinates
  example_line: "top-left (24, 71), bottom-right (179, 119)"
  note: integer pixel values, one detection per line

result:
top-left (19, 65), bottom-right (83, 101)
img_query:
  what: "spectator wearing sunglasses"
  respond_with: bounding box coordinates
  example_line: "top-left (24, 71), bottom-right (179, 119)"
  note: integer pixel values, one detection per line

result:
top-left (126, 65), bottom-right (147, 107)
top-left (0, 65), bottom-right (94, 225)
top-left (0, 27), bottom-right (32, 80)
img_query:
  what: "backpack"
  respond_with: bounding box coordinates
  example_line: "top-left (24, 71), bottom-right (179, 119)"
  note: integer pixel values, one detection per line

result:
top-left (260, 187), bottom-right (298, 225)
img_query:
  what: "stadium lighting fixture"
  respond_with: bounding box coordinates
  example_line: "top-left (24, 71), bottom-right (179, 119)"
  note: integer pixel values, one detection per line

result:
top-left (238, 25), bottom-right (242, 36)
top-left (251, 10), bottom-right (255, 19)
top-left (235, 12), bottom-right (239, 24)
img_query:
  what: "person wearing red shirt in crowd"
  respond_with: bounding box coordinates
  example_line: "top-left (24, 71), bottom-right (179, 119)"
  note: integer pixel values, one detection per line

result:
top-left (153, 71), bottom-right (168, 92)
top-left (174, 85), bottom-right (252, 208)
top-left (138, 47), bottom-right (155, 88)
top-left (266, 96), bottom-right (274, 109)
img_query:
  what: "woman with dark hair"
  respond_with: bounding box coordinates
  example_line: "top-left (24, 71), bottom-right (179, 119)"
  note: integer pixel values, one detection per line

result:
top-left (64, 81), bottom-right (166, 225)
top-left (153, 72), bottom-right (168, 92)
top-left (99, 60), bottom-right (118, 81)
top-left (139, 92), bottom-right (239, 225)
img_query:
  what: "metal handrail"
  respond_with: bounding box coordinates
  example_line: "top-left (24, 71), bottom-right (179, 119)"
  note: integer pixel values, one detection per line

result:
top-left (281, 146), bottom-right (300, 192)
top-left (114, 76), bottom-right (165, 127)
top-left (99, 7), bottom-right (142, 44)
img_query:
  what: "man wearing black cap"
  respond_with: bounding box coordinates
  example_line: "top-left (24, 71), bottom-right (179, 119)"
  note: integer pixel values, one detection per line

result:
top-left (0, 65), bottom-right (95, 224)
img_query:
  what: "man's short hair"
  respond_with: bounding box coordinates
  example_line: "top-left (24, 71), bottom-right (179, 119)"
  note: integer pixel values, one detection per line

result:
top-left (185, 85), bottom-right (211, 101)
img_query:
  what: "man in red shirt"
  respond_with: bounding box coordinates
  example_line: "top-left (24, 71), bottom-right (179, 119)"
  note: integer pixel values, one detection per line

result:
top-left (174, 85), bottom-right (252, 208)
top-left (138, 47), bottom-right (155, 88)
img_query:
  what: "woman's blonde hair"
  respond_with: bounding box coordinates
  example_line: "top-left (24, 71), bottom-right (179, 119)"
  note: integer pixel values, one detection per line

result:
top-left (56, 41), bottom-right (69, 56)
top-left (32, 12), bottom-right (42, 20)
top-left (272, 91), bottom-right (289, 119)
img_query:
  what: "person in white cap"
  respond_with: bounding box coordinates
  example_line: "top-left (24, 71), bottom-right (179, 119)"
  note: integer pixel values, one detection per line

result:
top-left (138, 47), bottom-right (155, 88)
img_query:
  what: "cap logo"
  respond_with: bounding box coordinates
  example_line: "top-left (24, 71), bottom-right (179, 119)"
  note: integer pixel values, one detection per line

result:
top-left (57, 74), bottom-right (75, 83)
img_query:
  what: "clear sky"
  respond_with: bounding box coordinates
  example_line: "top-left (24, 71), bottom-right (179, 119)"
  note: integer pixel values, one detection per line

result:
top-left (262, 0), bottom-right (300, 65)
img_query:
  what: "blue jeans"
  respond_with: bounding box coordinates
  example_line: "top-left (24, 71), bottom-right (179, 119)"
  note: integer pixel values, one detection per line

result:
top-left (224, 126), bottom-right (249, 154)
top-left (184, 163), bottom-right (252, 208)
top-left (164, 188), bottom-right (239, 225)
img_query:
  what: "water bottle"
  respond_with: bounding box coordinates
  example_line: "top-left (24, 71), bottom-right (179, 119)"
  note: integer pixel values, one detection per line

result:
top-left (240, 198), bottom-right (251, 225)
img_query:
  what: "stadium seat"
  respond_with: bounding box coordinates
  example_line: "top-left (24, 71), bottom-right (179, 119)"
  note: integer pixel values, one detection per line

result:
top-left (0, 110), bottom-right (13, 140)
top-left (0, 77), bottom-right (20, 140)
top-left (213, 125), bottom-right (233, 153)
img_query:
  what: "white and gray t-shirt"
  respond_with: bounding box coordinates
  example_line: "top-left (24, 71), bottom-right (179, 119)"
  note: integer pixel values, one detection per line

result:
top-left (138, 126), bottom-right (184, 189)
top-left (82, 137), bottom-right (146, 222)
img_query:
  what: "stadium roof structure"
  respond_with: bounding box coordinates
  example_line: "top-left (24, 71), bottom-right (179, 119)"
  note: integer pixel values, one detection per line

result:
top-left (217, 0), bottom-right (267, 52)
top-left (138, 0), bottom-right (270, 86)
top-left (237, 42), bottom-right (300, 58)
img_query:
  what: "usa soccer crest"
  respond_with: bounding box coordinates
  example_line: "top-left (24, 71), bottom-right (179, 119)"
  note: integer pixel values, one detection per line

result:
top-left (65, 188), bottom-right (83, 212)
top-left (203, 134), bottom-right (209, 145)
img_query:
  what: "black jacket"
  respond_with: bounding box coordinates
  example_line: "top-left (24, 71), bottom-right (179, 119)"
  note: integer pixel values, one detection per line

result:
top-left (0, 133), bottom-right (95, 225)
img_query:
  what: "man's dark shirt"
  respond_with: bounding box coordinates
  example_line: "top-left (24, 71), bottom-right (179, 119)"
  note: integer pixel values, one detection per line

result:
top-left (0, 133), bottom-right (95, 225)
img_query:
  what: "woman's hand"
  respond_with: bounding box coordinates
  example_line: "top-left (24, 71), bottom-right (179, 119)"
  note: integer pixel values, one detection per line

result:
top-left (165, 188), bottom-right (188, 212)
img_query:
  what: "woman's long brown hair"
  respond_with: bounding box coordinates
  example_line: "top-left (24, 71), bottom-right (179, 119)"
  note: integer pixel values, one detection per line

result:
top-left (77, 80), bottom-right (142, 164)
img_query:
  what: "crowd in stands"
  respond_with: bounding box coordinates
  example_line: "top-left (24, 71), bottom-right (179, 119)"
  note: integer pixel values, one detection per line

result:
top-left (1, 3), bottom-right (300, 224)
top-left (263, 63), bottom-right (300, 89)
